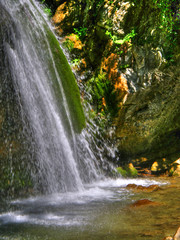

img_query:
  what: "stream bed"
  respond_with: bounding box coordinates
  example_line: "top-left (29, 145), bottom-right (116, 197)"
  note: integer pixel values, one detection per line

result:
top-left (0, 177), bottom-right (179, 240)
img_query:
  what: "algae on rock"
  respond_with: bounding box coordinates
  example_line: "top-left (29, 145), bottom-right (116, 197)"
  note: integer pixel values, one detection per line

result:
top-left (45, 27), bottom-right (85, 133)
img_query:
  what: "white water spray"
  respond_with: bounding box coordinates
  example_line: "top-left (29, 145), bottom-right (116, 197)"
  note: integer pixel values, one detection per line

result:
top-left (0, 0), bottom-right (102, 194)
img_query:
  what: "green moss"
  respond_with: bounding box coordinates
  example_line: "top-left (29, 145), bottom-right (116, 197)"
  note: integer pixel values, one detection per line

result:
top-left (45, 27), bottom-right (85, 133)
top-left (63, 38), bottom-right (75, 52)
top-left (117, 164), bottom-right (138, 178)
top-left (169, 167), bottom-right (174, 176)
top-left (116, 167), bottom-right (127, 177)
top-left (126, 165), bottom-right (138, 177)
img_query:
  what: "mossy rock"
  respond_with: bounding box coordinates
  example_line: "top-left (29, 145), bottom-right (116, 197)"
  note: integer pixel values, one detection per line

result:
top-left (117, 167), bottom-right (128, 177)
top-left (45, 27), bottom-right (85, 133)
top-left (126, 163), bottom-right (138, 177)
top-left (117, 163), bottom-right (138, 178)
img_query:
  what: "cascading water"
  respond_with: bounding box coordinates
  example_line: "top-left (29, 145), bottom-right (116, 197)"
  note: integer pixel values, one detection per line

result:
top-left (0, 0), bottom-right (103, 195)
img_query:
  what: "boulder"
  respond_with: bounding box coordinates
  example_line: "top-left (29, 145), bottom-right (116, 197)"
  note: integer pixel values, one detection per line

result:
top-left (116, 163), bottom-right (138, 177)
top-left (129, 199), bottom-right (160, 208)
top-left (126, 184), bottom-right (160, 193)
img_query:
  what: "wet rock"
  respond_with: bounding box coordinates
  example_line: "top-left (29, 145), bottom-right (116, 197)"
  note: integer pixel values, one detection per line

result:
top-left (129, 199), bottom-right (160, 208)
top-left (126, 184), bottom-right (160, 193)
top-left (127, 163), bottom-right (138, 177)
top-left (116, 163), bottom-right (138, 177)
top-left (116, 166), bottom-right (127, 177)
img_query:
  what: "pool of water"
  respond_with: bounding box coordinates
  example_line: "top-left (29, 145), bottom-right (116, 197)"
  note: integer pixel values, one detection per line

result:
top-left (0, 177), bottom-right (179, 240)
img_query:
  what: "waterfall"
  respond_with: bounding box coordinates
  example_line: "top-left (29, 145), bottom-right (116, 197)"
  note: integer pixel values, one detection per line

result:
top-left (0, 0), bottom-right (102, 194)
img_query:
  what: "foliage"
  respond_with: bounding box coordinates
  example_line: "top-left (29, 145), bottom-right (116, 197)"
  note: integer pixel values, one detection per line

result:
top-left (106, 29), bottom-right (136, 45)
top-left (119, 64), bottom-right (130, 69)
top-left (74, 27), bottom-right (87, 40)
top-left (71, 58), bottom-right (81, 67)
top-left (40, 0), bottom-right (52, 17)
top-left (44, 7), bottom-right (52, 16)
top-left (63, 38), bottom-right (74, 52)
top-left (128, 0), bottom-right (179, 62)
top-left (86, 73), bottom-right (118, 117)
top-left (86, 73), bottom-right (107, 112)
top-left (153, 0), bottom-right (180, 61)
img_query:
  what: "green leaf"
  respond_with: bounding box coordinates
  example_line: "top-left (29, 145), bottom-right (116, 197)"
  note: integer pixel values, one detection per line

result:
top-left (114, 39), bottom-right (125, 45)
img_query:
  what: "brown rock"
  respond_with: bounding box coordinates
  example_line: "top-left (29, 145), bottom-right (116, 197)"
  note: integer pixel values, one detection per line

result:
top-left (129, 199), bottom-right (160, 208)
top-left (126, 184), bottom-right (160, 192)
top-left (126, 184), bottom-right (137, 189)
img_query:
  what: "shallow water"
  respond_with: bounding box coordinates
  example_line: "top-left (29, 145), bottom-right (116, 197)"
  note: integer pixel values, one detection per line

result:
top-left (0, 177), bottom-right (179, 240)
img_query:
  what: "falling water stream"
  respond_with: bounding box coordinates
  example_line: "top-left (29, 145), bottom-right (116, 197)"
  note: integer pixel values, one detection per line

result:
top-left (0, 0), bottom-right (179, 240)
top-left (0, 0), bottom-right (102, 194)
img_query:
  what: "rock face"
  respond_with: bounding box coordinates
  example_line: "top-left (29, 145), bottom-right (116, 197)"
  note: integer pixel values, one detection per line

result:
top-left (48, 0), bottom-right (180, 171)
top-left (116, 68), bottom-right (180, 166)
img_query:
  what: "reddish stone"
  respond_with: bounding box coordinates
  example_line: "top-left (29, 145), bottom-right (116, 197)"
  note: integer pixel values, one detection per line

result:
top-left (130, 199), bottom-right (160, 208)
top-left (126, 184), bottom-right (161, 192)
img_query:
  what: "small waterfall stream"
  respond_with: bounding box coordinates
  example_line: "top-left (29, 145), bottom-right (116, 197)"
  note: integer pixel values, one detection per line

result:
top-left (0, 0), bottom-right (102, 194)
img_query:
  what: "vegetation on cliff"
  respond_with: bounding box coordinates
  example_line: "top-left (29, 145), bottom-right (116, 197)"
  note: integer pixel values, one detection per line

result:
top-left (43, 0), bottom-right (180, 175)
